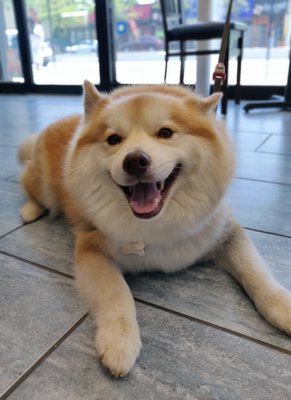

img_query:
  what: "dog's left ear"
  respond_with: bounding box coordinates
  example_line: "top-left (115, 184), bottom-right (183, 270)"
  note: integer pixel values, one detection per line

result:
top-left (83, 80), bottom-right (106, 121)
top-left (200, 92), bottom-right (222, 113)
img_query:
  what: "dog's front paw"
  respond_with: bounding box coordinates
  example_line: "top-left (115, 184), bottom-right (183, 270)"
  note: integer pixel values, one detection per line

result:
top-left (255, 284), bottom-right (291, 335)
top-left (96, 318), bottom-right (142, 377)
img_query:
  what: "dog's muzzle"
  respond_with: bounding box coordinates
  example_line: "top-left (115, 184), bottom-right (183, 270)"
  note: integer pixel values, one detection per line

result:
top-left (120, 151), bottom-right (181, 219)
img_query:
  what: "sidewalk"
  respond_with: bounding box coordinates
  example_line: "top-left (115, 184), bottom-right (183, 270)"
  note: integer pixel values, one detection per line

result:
top-left (31, 49), bottom-right (290, 86)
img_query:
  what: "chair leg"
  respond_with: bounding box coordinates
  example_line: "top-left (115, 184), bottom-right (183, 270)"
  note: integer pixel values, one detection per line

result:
top-left (221, 40), bottom-right (229, 115)
top-left (164, 41), bottom-right (169, 83)
top-left (179, 41), bottom-right (186, 84)
top-left (235, 33), bottom-right (244, 105)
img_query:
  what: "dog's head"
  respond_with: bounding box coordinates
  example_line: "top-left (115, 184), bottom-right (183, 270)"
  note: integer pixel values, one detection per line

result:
top-left (65, 81), bottom-right (235, 240)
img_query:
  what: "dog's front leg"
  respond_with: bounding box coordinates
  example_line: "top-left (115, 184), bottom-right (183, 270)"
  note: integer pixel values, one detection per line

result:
top-left (74, 230), bottom-right (141, 377)
top-left (215, 220), bottom-right (291, 335)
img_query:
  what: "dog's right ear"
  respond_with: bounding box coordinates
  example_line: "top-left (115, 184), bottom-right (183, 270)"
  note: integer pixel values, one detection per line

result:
top-left (83, 80), bottom-right (106, 121)
top-left (199, 92), bottom-right (222, 113)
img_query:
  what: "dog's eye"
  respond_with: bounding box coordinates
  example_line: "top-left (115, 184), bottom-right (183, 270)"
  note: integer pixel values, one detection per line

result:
top-left (158, 128), bottom-right (174, 139)
top-left (107, 134), bottom-right (122, 145)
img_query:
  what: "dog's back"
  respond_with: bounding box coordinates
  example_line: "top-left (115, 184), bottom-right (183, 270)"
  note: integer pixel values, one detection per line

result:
top-left (19, 114), bottom-right (81, 222)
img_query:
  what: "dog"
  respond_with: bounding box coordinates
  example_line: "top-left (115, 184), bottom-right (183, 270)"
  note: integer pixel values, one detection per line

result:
top-left (19, 81), bottom-right (291, 377)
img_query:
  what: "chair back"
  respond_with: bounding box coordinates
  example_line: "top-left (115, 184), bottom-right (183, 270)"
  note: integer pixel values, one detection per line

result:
top-left (160, 0), bottom-right (184, 34)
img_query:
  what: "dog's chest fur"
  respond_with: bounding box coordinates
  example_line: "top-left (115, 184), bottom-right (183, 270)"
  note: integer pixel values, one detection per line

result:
top-left (107, 202), bottom-right (230, 274)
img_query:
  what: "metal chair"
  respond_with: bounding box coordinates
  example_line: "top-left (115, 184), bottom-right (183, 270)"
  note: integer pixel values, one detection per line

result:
top-left (160, 0), bottom-right (246, 114)
top-left (244, 36), bottom-right (291, 113)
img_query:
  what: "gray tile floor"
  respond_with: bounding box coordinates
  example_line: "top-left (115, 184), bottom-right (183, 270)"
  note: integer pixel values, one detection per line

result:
top-left (1, 94), bottom-right (291, 400)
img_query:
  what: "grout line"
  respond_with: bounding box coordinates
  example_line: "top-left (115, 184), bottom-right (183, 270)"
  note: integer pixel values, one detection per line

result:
top-left (0, 144), bottom-right (18, 148)
top-left (0, 225), bottom-right (26, 240)
top-left (0, 313), bottom-right (88, 400)
top-left (2, 175), bottom-right (19, 183)
top-left (2, 228), bottom-right (290, 282)
top-left (134, 297), bottom-right (291, 357)
top-left (253, 133), bottom-right (273, 152)
top-left (244, 227), bottom-right (291, 240)
top-left (230, 129), bottom-right (283, 136)
top-left (257, 150), bottom-right (291, 157)
top-left (234, 176), bottom-right (291, 187)
top-left (0, 250), bottom-right (74, 280)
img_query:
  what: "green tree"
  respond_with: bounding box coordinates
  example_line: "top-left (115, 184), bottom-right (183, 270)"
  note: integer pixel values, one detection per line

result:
top-left (113, 0), bottom-right (139, 20)
top-left (26, 0), bottom-right (95, 31)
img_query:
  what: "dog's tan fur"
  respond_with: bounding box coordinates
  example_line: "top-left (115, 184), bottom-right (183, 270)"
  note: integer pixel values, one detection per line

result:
top-left (19, 82), bottom-right (291, 377)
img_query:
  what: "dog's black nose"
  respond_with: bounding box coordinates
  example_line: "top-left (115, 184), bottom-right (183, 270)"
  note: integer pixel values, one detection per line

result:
top-left (123, 151), bottom-right (151, 176)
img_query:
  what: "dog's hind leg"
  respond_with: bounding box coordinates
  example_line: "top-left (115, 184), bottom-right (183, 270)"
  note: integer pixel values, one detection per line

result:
top-left (20, 161), bottom-right (46, 223)
top-left (215, 220), bottom-right (291, 335)
top-left (74, 230), bottom-right (142, 377)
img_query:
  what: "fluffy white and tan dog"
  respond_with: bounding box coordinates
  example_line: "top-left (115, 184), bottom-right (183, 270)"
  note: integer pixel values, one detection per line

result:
top-left (19, 81), bottom-right (291, 377)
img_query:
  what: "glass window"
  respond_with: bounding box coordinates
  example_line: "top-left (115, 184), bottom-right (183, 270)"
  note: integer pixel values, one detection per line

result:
top-left (218, 0), bottom-right (291, 86)
top-left (113, 0), bottom-right (291, 87)
top-left (114, 0), bottom-right (166, 84)
top-left (0, 0), bottom-right (24, 83)
top-left (24, 0), bottom-right (99, 85)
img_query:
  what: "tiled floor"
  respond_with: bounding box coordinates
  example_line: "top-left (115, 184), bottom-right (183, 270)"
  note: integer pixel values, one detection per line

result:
top-left (1, 94), bottom-right (291, 400)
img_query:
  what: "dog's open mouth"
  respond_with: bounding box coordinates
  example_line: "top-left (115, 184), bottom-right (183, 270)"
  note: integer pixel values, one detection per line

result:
top-left (120, 163), bottom-right (181, 219)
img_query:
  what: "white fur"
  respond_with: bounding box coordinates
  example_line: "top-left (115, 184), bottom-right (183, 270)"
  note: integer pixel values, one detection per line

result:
top-left (64, 100), bottom-right (232, 259)
top-left (20, 200), bottom-right (45, 223)
top-left (21, 83), bottom-right (291, 377)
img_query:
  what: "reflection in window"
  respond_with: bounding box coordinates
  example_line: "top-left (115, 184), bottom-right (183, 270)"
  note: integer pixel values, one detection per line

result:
top-left (24, 0), bottom-right (99, 85)
top-left (113, 0), bottom-right (291, 86)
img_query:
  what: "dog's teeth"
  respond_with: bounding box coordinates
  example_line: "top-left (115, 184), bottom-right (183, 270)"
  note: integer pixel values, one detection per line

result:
top-left (154, 198), bottom-right (160, 208)
top-left (159, 180), bottom-right (165, 191)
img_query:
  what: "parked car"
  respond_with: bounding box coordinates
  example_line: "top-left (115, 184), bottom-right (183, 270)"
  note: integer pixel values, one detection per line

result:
top-left (119, 35), bottom-right (164, 52)
top-left (65, 39), bottom-right (98, 54)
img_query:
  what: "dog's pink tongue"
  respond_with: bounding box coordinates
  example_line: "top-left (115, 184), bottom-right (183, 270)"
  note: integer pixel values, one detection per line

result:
top-left (130, 183), bottom-right (161, 214)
